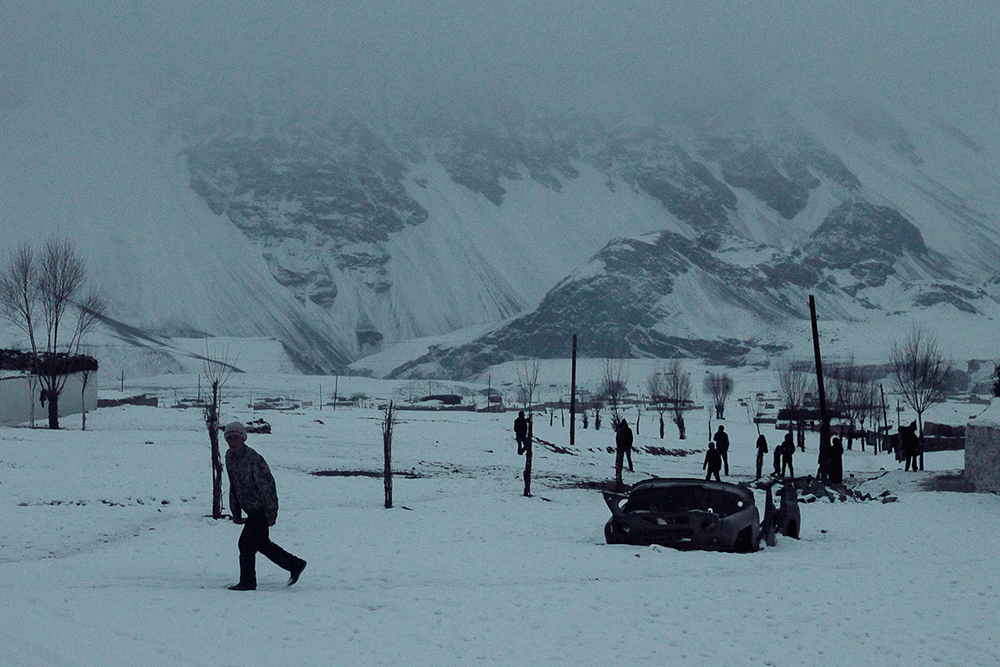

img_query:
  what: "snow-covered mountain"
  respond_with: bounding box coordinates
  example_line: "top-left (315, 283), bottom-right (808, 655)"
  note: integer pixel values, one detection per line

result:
top-left (4, 81), bottom-right (1000, 378)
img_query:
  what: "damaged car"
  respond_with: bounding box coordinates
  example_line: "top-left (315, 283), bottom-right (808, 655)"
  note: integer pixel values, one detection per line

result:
top-left (603, 478), bottom-right (760, 552)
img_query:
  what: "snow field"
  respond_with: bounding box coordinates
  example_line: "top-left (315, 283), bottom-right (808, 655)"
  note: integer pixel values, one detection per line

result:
top-left (1, 391), bottom-right (998, 666)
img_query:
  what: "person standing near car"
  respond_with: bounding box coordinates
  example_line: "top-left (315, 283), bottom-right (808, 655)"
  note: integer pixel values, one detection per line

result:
top-left (703, 441), bottom-right (722, 482)
top-left (514, 411), bottom-right (530, 455)
top-left (224, 421), bottom-right (306, 591)
top-left (714, 425), bottom-right (730, 476)
top-left (616, 419), bottom-right (634, 473)
top-left (755, 433), bottom-right (768, 480)
top-left (780, 431), bottom-right (795, 478)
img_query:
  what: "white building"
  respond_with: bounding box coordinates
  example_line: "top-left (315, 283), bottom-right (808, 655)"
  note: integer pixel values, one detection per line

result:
top-left (0, 371), bottom-right (98, 427)
top-left (964, 401), bottom-right (1000, 494)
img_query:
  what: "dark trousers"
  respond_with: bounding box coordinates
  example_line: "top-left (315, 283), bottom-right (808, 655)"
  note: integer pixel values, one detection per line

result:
top-left (756, 453), bottom-right (764, 479)
top-left (238, 511), bottom-right (303, 586)
top-left (782, 456), bottom-right (794, 478)
top-left (516, 435), bottom-right (528, 455)
top-left (720, 450), bottom-right (729, 475)
top-left (706, 468), bottom-right (721, 482)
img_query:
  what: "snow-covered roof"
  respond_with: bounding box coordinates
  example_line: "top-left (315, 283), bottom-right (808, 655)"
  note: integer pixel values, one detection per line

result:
top-left (967, 400), bottom-right (1000, 428)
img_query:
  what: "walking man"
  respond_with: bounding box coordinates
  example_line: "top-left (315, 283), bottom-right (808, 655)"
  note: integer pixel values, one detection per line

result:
top-left (714, 425), bottom-right (730, 475)
top-left (224, 421), bottom-right (306, 591)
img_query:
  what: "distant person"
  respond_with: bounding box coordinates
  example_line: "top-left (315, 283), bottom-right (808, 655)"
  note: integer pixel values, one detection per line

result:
top-left (714, 425), bottom-right (730, 475)
top-left (900, 421), bottom-right (920, 471)
top-left (514, 411), bottom-right (529, 455)
top-left (830, 436), bottom-right (844, 484)
top-left (781, 432), bottom-right (795, 478)
top-left (224, 421), bottom-right (306, 591)
top-left (616, 419), bottom-right (634, 473)
top-left (703, 441), bottom-right (722, 482)
top-left (755, 433), bottom-right (768, 480)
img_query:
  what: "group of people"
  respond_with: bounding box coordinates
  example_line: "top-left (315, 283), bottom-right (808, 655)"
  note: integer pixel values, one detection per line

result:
top-left (702, 426), bottom-right (799, 482)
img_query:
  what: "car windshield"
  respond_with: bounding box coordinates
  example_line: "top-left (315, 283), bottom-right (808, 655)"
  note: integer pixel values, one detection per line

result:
top-left (622, 485), bottom-right (747, 517)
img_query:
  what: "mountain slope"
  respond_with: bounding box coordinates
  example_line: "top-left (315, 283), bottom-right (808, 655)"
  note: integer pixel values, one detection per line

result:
top-left (3, 84), bottom-right (1000, 376)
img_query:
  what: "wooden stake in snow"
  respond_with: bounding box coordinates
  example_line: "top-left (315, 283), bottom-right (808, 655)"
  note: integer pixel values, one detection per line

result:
top-left (383, 401), bottom-right (395, 509)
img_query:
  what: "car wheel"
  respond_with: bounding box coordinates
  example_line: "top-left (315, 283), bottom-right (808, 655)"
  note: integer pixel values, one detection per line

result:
top-left (734, 527), bottom-right (756, 553)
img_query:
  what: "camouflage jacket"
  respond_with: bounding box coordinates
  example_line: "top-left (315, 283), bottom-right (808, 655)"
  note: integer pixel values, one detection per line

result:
top-left (225, 445), bottom-right (279, 525)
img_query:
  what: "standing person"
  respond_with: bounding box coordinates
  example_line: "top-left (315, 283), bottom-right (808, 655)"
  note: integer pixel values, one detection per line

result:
top-left (755, 433), bottom-right (768, 480)
top-left (514, 411), bottom-right (529, 455)
top-left (703, 442), bottom-right (722, 482)
top-left (829, 436), bottom-right (844, 484)
top-left (900, 421), bottom-right (920, 471)
top-left (224, 422), bottom-right (306, 591)
top-left (616, 420), bottom-right (634, 473)
top-left (781, 432), bottom-right (795, 478)
top-left (614, 420), bottom-right (634, 491)
top-left (714, 425), bottom-right (730, 476)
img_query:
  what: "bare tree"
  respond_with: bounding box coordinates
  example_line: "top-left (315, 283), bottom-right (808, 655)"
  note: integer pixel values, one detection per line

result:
top-left (598, 354), bottom-right (629, 428)
top-left (828, 359), bottom-right (876, 450)
top-left (665, 359), bottom-right (692, 439)
top-left (202, 344), bottom-right (237, 520)
top-left (0, 240), bottom-right (105, 428)
top-left (703, 372), bottom-right (735, 419)
top-left (382, 401), bottom-right (397, 508)
top-left (889, 327), bottom-right (953, 470)
top-left (515, 358), bottom-right (541, 410)
top-left (646, 369), bottom-right (667, 439)
top-left (776, 363), bottom-right (813, 445)
top-left (515, 358), bottom-right (540, 497)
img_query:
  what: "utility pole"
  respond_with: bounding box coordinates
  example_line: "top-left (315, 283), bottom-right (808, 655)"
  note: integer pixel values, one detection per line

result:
top-left (570, 334), bottom-right (577, 447)
top-left (879, 383), bottom-right (888, 456)
top-left (809, 295), bottom-right (831, 481)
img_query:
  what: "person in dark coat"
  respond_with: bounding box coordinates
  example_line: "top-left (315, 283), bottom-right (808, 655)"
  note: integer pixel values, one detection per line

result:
top-left (755, 433), bottom-right (768, 480)
top-left (703, 442), bottom-right (722, 482)
top-left (829, 436), bottom-right (844, 484)
top-left (781, 432), bottom-right (795, 478)
top-left (900, 421), bottom-right (920, 471)
top-left (514, 411), bottom-right (529, 455)
top-left (714, 425), bottom-right (730, 476)
top-left (616, 420), bottom-right (634, 473)
top-left (224, 422), bottom-right (306, 591)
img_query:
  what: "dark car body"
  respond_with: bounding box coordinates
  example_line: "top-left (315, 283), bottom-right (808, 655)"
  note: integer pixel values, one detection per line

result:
top-left (604, 478), bottom-right (760, 552)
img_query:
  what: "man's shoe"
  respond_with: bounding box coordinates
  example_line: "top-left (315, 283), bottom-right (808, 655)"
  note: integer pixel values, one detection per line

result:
top-left (288, 561), bottom-right (307, 586)
top-left (228, 582), bottom-right (256, 591)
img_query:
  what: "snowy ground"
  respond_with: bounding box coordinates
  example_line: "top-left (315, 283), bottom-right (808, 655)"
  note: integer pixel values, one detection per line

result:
top-left (1, 377), bottom-right (998, 666)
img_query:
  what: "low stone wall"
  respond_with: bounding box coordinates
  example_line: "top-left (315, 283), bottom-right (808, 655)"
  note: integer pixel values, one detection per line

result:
top-left (965, 406), bottom-right (1000, 493)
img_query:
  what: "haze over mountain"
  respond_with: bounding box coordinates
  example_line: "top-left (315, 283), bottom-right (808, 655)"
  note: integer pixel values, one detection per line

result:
top-left (2, 2), bottom-right (999, 378)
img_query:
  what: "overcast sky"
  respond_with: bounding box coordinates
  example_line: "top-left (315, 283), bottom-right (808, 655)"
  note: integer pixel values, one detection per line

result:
top-left (3, 1), bottom-right (999, 123)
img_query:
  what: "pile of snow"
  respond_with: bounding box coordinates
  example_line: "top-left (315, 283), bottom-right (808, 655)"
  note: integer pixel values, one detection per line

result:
top-left (2, 373), bottom-right (997, 666)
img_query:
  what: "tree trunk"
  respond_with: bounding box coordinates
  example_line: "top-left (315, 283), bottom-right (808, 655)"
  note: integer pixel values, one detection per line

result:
top-left (523, 417), bottom-right (533, 497)
top-left (210, 426), bottom-right (223, 519)
top-left (659, 415), bottom-right (664, 439)
top-left (81, 373), bottom-right (89, 431)
top-left (384, 402), bottom-right (394, 508)
top-left (47, 388), bottom-right (60, 429)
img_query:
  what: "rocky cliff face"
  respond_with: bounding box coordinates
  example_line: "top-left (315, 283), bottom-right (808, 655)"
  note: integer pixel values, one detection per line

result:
top-left (168, 102), bottom-right (1000, 377)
